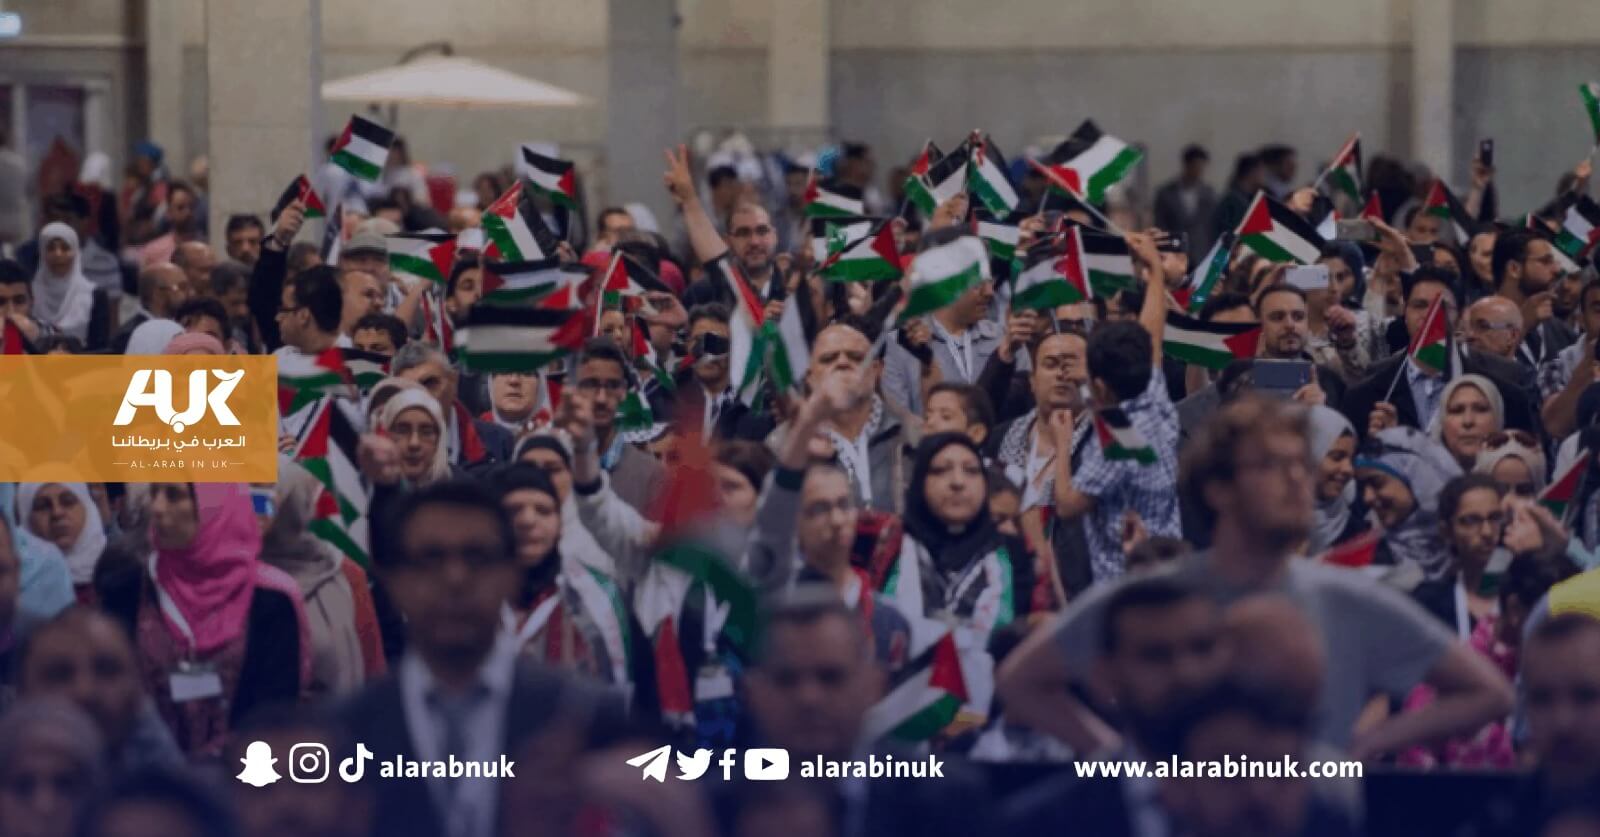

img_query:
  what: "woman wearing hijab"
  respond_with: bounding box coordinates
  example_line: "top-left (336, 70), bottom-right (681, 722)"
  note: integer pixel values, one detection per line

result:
top-left (30, 223), bottom-right (96, 341)
top-left (489, 464), bottom-right (635, 689)
top-left (100, 483), bottom-right (308, 758)
top-left (374, 388), bottom-right (454, 487)
top-left (868, 433), bottom-right (1034, 637)
top-left (0, 483), bottom-right (75, 627)
top-left (1430, 374), bottom-right (1505, 471)
top-left (0, 697), bottom-right (105, 837)
top-left (1307, 406), bottom-right (1362, 554)
top-left (162, 332), bottom-right (225, 356)
top-left (514, 432), bottom-right (612, 574)
top-left (258, 458), bottom-right (385, 697)
top-left (1354, 427), bottom-right (1465, 583)
top-left (123, 318), bottom-right (183, 356)
top-left (1474, 430), bottom-right (1546, 500)
top-left (16, 482), bottom-right (108, 596)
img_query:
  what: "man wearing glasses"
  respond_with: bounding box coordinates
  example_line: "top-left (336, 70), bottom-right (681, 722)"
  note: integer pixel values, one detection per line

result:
top-left (1494, 228), bottom-right (1575, 370)
top-left (664, 145), bottom-right (786, 311)
top-left (1459, 296), bottom-right (1525, 364)
top-left (573, 336), bottom-right (663, 514)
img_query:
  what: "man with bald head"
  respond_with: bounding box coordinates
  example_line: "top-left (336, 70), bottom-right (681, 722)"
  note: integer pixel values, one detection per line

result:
top-left (172, 240), bottom-right (216, 297)
top-left (109, 262), bottom-right (191, 353)
top-left (1461, 296), bottom-right (1525, 365)
top-left (338, 270), bottom-right (386, 337)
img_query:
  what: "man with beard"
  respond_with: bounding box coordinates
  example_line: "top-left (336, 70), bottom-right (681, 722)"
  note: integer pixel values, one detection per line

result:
top-left (1254, 284), bottom-right (1346, 407)
top-left (997, 396), bottom-right (1514, 759)
top-left (1495, 228), bottom-right (1575, 369)
top-left (1003, 576), bottom-right (1228, 836)
top-left (664, 145), bottom-right (786, 309)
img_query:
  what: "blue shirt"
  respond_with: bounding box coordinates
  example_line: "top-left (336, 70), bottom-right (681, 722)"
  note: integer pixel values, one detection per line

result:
top-left (1073, 371), bottom-right (1182, 582)
top-left (1404, 357), bottom-right (1447, 429)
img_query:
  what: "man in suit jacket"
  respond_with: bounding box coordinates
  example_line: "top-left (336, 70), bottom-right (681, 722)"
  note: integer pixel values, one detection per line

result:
top-left (1153, 145), bottom-right (1219, 264)
top-left (335, 480), bottom-right (626, 837)
top-left (1343, 266), bottom-right (1541, 438)
top-left (725, 586), bottom-right (991, 837)
top-left (110, 262), bottom-right (189, 354)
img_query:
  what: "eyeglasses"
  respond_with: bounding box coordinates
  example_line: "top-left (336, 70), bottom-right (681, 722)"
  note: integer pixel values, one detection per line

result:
top-left (1468, 319), bottom-right (1519, 334)
top-left (389, 421), bottom-right (440, 442)
top-left (730, 225), bottom-right (774, 240)
top-left (801, 497), bottom-right (856, 521)
top-left (1453, 511), bottom-right (1505, 529)
top-left (1485, 430), bottom-right (1538, 450)
top-left (576, 378), bottom-right (626, 394)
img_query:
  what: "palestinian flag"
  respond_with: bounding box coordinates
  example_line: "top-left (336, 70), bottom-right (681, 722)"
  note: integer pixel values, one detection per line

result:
top-left (482, 180), bottom-right (559, 261)
top-left (899, 235), bottom-right (989, 324)
top-left (1322, 133), bottom-right (1363, 203)
top-left (802, 173), bottom-right (864, 218)
top-left (967, 135), bottom-right (1019, 215)
top-left (1080, 228), bottom-right (1137, 297)
top-left (819, 219), bottom-right (902, 282)
top-left (1236, 191), bottom-right (1327, 264)
top-left (973, 213), bottom-right (1020, 263)
top-left (330, 115), bottom-right (394, 182)
top-left (810, 216), bottom-right (871, 264)
top-left (616, 390), bottom-right (656, 432)
top-left (1361, 191), bottom-right (1384, 221)
top-left (387, 233), bottom-right (456, 285)
top-left (1053, 120), bottom-right (1143, 205)
top-left (766, 297), bottom-right (809, 394)
top-left (1011, 228), bottom-right (1090, 311)
top-left (457, 305), bottom-right (588, 373)
top-left (293, 396), bottom-right (370, 566)
top-left (862, 631), bottom-right (968, 742)
top-left (2, 318), bottom-right (29, 355)
top-left (1555, 194), bottom-right (1600, 263)
top-left (905, 141), bottom-right (969, 217)
top-left (480, 258), bottom-right (587, 305)
top-left (1162, 310), bottom-right (1262, 371)
top-left (1321, 529), bottom-right (1380, 568)
top-left (419, 287), bottom-right (454, 354)
top-left (1407, 292), bottom-right (1450, 373)
top-left (520, 146), bottom-right (579, 209)
top-left (1422, 179), bottom-right (1472, 245)
top-left (1582, 82), bottom-right (1600, 144)
top-left (707, 256), bottom-right (768, 406)
top-left (1542, 452), bottom-right (1589, 520)
top-left (1181, 230), bottom-right (1235, 313)
top-left (277, 347), bottom-right (389, 415)
top-left (320, 202), bottom-right (343, 266)
top-left (273, 174), bottom-right (326, 220)
top-left (1094, 407), bottom-right (1157, 465)
top-left (595, 251), bottom-right (669, 305)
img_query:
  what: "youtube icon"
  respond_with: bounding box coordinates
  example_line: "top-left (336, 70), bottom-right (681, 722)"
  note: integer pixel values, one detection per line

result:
top-left (743, 748), bottom-right (789, 780)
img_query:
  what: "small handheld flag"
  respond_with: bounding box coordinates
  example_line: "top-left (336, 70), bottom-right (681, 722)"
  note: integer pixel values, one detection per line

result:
top-left (330, 115), bottom-right (394, 182)
top-left (1093, 407), bottom-right (1157, 465)
top-left (1580, 82), bottom-right (1600, 146)
top-left (520, 146), bottom-right (579, 210)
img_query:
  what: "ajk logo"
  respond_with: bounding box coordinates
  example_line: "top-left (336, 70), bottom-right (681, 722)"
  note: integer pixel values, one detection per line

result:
top-left (114, 369), bottom-right (245, 433)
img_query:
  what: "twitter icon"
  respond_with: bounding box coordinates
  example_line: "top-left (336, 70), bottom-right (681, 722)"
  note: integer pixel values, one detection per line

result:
top-left (675, 748), bottom-right (712, 780)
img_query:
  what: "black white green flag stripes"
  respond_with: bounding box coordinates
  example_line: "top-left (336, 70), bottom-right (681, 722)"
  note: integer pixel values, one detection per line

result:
top-left (479, 259), bottom-right (587, 306)
top-left (974, 212), bottom-right (1020, 263)
top-left (1236, 191), bottom-right (1327, 264)
top-left (810, 217), bottom-right (872, 264)
top-left (899, 236), bottom-right (989, 324)
top-left (482, 180), bottom-right (559, 261)
top-left (906, 141), bottom-right (970, 217)
top-left (803, 174), bottom-right (865, 218)
top-left (1556, 194), bottom-right (1600, 264)
top-left (1011, 228), bottom-right (1090, 310)
top-left (1322, 133), bottom-right (1363, 203)
top-left (1181, 230), bottom-right (1234, 313)
top-left (330, 115), bottom-right (394, 182)
top-left (520, 146), bottom-right (579, 209)
top-left (456, 306), bottom-right (588, 373)
top-left (386, 233), bottom-right (456, 285)
top-left (1581, 82), bottom-right (1600, 144)
top-left (1054, 120), bottom-right (1143, 205)
top-left (1094, 407), bottom-right (1157, 465)
top-left (819, 220), bottom-right (902, 282)
top-left (967, 135), bottom-right (1019, 215)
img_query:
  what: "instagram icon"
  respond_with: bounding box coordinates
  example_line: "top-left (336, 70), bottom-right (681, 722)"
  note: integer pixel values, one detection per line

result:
top-left (289, 743), bottom-right (331, 783)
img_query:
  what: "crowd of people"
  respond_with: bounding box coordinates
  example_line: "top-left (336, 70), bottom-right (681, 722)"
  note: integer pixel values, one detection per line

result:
top-left (1, 120), bottom-right (1600, 837)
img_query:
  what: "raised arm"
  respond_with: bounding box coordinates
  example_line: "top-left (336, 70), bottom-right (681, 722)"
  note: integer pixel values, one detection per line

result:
top-left (251, 200), bottom-right (304, 352)
top-left (1126, 230), bottom-right (1168, 366)
top-left (663, 145), bottom-right (730, 265)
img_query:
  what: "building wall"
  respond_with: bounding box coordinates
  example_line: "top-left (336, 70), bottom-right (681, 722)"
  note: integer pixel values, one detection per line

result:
top-left (3, 0), bottom-right (1599, 217)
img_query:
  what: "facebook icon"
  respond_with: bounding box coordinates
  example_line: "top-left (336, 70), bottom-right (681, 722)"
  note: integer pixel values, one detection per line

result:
top-left (718, 748), bottom-right (739, 780)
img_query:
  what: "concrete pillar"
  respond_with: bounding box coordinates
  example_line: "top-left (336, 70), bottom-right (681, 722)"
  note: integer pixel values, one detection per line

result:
top-left (767, 0), bottom-right (829, 141)
top-left (1410, 0), bottom-right (1454, 180)
top-left (204, 0), bottom-right (317, 239)
top-left (144, 0), bottom-right (185, 169)
top-left (606, 0), bottom-right (678, 229)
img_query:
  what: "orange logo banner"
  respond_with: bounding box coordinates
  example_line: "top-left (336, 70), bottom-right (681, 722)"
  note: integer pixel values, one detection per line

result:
top-left (0, 356), bottom-right (278, 483)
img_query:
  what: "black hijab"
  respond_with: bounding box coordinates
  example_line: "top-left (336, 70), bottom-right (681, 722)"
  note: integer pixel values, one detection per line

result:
top-left (902, 432), bottom-right (1005, 572)
top-left (489, 464), bottom-right (563, 607)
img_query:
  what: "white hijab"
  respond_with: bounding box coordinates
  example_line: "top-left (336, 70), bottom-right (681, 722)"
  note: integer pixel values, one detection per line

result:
top-left (15, 482), bottom-right (108, 586)
top-left (30, 223), bottom-right (96, 340)
top-left (376, 389), bottom-right (453, 486)
top-left (124, 318), bottom-right (184, 355)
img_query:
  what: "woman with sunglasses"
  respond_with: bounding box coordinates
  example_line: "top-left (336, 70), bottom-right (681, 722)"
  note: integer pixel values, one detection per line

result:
top-left (1474, 430), bottom-right (1547, 501)
top-left (1429, 374), bottom-right (1505, 471)
top-left (1354, 427), bottom-right (1464, 583)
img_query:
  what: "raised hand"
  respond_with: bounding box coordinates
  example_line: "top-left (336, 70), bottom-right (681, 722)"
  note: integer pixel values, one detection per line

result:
top-left (662, 145), bottom-right (697, 207)
top-left (273, 200), bottom-right (306, 247)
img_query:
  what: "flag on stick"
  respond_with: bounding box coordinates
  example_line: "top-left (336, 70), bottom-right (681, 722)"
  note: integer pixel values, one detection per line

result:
top-left (330, 115), bottom-right (394, 182)
top-left (456, 305), bottom-right (588, 373)
top-left (1581, 82), bottom-right (1600, 145)
top-left (967, 135), bottom-right (1019, 216)
top-left (273, 175), bottom-right (326, 220)
top-left (1321, 133), bottom-right (1363, 203)
top-left (1051, 120), bottom-right (1144, 205)
top-left (905, 141), bottom-right (969, 217)
top-left (1179, 231), bottom-right (1234, 313)
top-left (803, 173), bottom-right (865, 219)
top-left (818, 219), bottom-right (902, 283)
top-left (1162, 310), bottom-right (1262, 371)
top-left (1094, 407), bottom-right (1157, 465)
top-left (1236, 191), bottom-right (1327, 264)
top-left (899, 236), bottom-right (989, 324)
top-left (483, 180), bottom-right (560, 261)
top-left (1542, 452), bottom-right (1589, 521)
top-left (1011, 227), bottom-right (1091, 310)
top-left (387, 233), bottom-right (456, 286)
top-left (1422, 179), bottom-right (1473, 246)
top-left (520, 146), bottom-right (579, 209)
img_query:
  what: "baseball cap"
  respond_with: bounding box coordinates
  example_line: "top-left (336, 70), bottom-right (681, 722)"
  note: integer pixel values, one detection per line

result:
top-left (345, 231), bottom-right (387, 256)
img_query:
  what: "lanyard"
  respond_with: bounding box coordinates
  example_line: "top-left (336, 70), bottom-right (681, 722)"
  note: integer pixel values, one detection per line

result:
top-left (932, 319), bottom-right (975, 381)
top-left (501, 589), bottom-right (564, 653)
top-left (147, 555), bottom-right (197, 656)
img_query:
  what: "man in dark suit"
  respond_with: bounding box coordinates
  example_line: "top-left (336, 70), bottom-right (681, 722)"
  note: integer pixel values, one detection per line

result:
top-left (1343, 266), bottom-right (1541, 438)
top-left (646, 302), bottom-right (774, 443)
top-left (109, 262), bottom-right (190, 354)
top-left (1153, 144), bottom-right (1219, 264)
top-left (721, 586), bottom-right (991, 837)
top-left (392, 342), bottom-right (515, 469)
top-left (335, 480), bottom-right (625, 837)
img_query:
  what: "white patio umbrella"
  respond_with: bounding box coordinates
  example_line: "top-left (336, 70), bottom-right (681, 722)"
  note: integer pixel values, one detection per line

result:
top-left (321, 56), bottom-right (588, 109)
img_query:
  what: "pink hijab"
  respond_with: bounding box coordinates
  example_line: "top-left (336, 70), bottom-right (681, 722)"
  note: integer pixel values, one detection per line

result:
top-left (163, 332), bottom-right (226, 355)
top-left (151, 484), bottom-right (311, 688)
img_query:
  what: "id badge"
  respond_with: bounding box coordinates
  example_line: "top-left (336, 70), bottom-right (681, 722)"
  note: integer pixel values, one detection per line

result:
top-left (694, 664), bottom-right (734, 702)
top-left (169, 661), bottom-right (224, 703)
